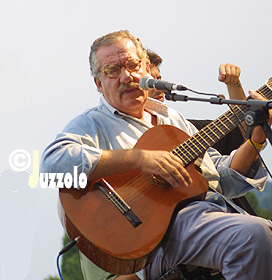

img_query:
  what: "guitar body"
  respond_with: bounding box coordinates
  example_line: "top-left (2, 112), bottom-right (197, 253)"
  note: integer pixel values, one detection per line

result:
top-left (59, 125), bottom-right (208, 274)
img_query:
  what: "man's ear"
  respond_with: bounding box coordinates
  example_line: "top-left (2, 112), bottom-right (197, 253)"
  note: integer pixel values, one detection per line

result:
top-left (94, 77), bottom-right (102, 93)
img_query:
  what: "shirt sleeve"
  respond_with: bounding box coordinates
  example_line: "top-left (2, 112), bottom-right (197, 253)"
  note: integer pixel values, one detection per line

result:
top-left (208, 147), bottom-right (268, 198)
top-left (40, 114), bottom-right (103, 180)
top-left (136, 269), bottom-right (145, 280)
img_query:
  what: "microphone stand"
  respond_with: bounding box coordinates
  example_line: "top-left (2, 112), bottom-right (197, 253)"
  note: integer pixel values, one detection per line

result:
top-left (164, 92), bottom-right (272, 147)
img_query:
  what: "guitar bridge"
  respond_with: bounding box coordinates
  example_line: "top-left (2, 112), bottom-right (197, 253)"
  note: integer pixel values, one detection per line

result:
top-left (95, 179), bottom-right (142, 228)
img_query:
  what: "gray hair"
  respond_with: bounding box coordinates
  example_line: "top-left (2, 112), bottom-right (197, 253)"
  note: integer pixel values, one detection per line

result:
top-left (89, 30), bottom-right (148, 78)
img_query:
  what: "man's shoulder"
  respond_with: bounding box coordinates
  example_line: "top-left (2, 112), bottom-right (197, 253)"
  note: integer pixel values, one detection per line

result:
top-left (62, 103), bottom-right (109, 133)
top-left (74, 101), bottom-right (111, 121)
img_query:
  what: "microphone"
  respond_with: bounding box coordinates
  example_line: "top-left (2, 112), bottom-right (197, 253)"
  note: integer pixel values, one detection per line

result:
top-left (139, 75), bottom-right (187, 92)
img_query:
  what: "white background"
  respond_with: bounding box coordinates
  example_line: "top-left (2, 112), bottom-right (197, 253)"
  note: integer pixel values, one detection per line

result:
top-left (1, 1), bottom-right (272, 279)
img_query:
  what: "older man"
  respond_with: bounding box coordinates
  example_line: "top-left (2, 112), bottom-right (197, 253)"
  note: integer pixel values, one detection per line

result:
top-left (41, 30), bottom-right (272, 280)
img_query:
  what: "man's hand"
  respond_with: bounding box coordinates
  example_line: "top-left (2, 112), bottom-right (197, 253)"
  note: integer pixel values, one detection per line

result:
top-left (218, 63), bottom-right (246, 134)
top-left (135, 150), bottom-right (193, 188)
top-left (248, 90), bottom-right (272, 143)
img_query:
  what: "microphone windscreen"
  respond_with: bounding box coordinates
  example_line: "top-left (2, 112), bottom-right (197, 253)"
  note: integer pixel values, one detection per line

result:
top-left (139, 75), bottom-right (153, 90)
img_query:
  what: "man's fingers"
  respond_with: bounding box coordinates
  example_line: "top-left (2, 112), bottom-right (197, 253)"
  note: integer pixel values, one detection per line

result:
top-left (249, 89), bottom-right (272, 125)
top-left (138, 150), bottom-right (192, 188)
top-left (218, 63), bottom-right (241, 84)
top-left (218, 64), bottom-right (226, 82)
top-left (158, 153), bottom-right (192, 188)
top-left (249, 89), bottom-right (265, 100)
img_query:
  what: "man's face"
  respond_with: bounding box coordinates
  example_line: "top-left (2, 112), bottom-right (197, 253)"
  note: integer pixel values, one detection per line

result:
top-left (148, 64), bottom-right (164, 102)
top-left (95, 38), bottom-right (149, 118)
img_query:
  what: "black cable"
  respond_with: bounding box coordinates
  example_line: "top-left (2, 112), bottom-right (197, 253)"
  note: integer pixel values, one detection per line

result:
top-left (186, 87), bottom-right (222, 97)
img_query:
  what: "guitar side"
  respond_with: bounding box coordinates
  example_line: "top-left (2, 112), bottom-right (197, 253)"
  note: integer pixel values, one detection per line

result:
top-left (59, 125), bottom-right (208, 275)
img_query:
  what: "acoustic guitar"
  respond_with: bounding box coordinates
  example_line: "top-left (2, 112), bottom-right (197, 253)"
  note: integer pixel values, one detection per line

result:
top-left (59, 78), bottom-right (272, 275)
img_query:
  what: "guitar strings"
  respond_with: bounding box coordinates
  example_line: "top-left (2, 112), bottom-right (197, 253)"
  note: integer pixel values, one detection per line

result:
top-left (116, 172), bottom-right (159, 203)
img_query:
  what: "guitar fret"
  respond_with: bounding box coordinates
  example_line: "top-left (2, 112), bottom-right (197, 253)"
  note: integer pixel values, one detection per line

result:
top-left (222, 114), bottom-right (236, 127)
top-left (216, 121), bottom-right (230, 135)
top-left (216, 118), bottom-right (230, 131)
top-left (206, 123), bottom-right (221, 139)
top-left (196, 132), bottom-right (213, 149)
top-left (197, 133), bottom-right (210, 146)
top-left (177, 143), bottom-right (195, 159)
top-left (203, 129), bottom-right (220, 145)
top-left (201, 130), bottom-right (214, 142)
top-left (228, 108), bottom-right (243, 121)
top-left (217, 118), bottom-right (230, 130)
top-left (188, 138), bottom-right (205, 153)
top-left (193, 137), bottom-right (207, 150)
top-left (233, 105), bottom-right (245, 116)
top-left (261, 89), bottom-right (272, 100)
top-left (173, 146), bottom-right (192, 163)
top-left (178, 142), bottom-right (198, 160)
top-left (177, 137), bottom-right (199, 157)
top-left (173, 142), bottom-right (199, 166)
top-left (173, 147), bottom-right (191, 163)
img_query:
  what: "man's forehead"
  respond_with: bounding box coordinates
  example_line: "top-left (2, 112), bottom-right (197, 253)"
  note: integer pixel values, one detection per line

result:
top-left (96, 39), bottom-right (139, 65)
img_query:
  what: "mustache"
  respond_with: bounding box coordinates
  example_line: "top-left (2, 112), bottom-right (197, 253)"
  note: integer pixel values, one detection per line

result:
top-left (117, 82), bottom-right (142, 95)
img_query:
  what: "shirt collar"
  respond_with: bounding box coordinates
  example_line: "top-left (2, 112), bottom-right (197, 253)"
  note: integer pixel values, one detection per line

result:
top-left (99, 94), bottom-right (169, 118)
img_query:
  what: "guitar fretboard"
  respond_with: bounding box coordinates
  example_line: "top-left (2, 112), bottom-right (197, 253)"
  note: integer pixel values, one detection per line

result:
top-left (172, 78), bottom-right (272, 166)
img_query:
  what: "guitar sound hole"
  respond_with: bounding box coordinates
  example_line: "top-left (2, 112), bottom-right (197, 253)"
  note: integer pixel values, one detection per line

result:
top-left (147, 174), bottom-right (170, 188)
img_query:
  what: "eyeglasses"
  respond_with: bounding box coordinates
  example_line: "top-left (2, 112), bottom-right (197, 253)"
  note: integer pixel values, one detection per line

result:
top-left (101, 58), bottom-right (142, 79)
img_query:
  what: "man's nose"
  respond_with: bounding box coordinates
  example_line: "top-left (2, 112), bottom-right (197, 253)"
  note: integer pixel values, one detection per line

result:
top-left (119, 67), bottom-right (133, 84)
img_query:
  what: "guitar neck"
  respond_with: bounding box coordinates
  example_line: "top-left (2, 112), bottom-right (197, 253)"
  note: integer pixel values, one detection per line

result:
top-left (172, 77), bottom-right (272, 166)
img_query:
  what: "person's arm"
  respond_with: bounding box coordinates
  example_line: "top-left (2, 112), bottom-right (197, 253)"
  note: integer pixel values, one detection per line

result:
top-left (89, 148), bottom-right (192, 188)
top-left (229, 90), bottom-right (271, 176)
top-left (218, 63), bottom-right (247, 135)
top-left (218, 63), bottom-right (246, 101)
top-left (40, 115), bottom-right (192, 189)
